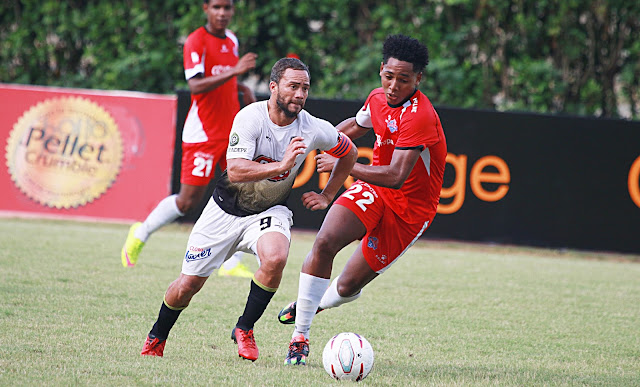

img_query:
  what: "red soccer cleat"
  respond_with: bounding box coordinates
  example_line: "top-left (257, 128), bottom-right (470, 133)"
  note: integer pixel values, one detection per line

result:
top-left (141, 334), bottom-right (166, 357)
top-left (231, 327), bottom-right (259, 361)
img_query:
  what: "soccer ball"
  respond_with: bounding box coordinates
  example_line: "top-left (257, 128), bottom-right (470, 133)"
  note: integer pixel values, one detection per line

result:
top-left (322, 332), bottom-right (374, 381)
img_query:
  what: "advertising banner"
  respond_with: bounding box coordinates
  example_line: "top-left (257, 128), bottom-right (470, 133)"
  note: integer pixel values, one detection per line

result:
top-left (431, 107), bottom-right (640, 254)
top-left (1, 84), bottom-right (176, 222)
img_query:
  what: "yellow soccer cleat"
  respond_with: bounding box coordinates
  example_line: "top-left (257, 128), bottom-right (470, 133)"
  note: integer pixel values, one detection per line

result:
top-left (121, 222), bottom-right (145, 268)
top-left (218, 263), bottom-right (254, 278)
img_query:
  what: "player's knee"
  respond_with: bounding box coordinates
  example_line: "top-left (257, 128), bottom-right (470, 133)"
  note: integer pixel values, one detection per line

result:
top-left (261, 251), bottom-right (288, 273)
top-left (312, 233), bottom-right (340, 258)
top-left (336, 277), bottom-right (361, 298)
top-left (176, 277), bottom-right (203, 299)
top-left (175, 197), bottom-right (197, 213)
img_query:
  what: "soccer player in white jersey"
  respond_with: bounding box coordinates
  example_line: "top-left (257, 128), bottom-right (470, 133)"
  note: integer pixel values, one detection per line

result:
top-left (140, 57), bottom-right (358, 361)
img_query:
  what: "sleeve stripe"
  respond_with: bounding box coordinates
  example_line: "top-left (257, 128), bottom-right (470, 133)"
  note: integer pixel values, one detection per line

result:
top-left (325, 134), bottom-right (353, 158)
top-left (185, 64), bottom-right (204, 80)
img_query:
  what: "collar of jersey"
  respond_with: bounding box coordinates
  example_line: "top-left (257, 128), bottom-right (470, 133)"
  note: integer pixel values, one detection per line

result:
top-left (387, 88), bottom-right (418, 109)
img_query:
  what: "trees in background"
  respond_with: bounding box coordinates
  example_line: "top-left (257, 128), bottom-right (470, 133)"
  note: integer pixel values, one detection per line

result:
top-left (1, 0), bottom-right (638, 119)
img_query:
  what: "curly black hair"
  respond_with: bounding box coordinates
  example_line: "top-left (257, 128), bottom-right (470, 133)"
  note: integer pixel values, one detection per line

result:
top-left (382, 34), bottom-right (429, 73)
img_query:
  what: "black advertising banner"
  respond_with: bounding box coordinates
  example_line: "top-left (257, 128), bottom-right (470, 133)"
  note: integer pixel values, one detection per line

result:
top-left (175, 92), bottom-right (640, 254)
top-left (431, 107), bottom-right (640, 254)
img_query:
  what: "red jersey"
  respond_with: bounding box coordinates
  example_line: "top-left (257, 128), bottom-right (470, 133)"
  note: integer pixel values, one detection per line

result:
top-left (182, 27), bottom-right (240, 144)
top-left (355, 88), bottom-right (446, 223)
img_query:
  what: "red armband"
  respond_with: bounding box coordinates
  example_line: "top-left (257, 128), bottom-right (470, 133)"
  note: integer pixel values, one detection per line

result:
top-left (325, 133), bottom-right (353, 158)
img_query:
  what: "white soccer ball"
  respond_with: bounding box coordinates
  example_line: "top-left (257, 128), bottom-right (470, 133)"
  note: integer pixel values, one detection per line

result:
top-left (322, 332), bottom-right (374, 381)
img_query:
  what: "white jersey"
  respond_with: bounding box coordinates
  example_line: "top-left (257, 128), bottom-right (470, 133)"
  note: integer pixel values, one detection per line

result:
top-left (213, 100), bottom-right (341, 216)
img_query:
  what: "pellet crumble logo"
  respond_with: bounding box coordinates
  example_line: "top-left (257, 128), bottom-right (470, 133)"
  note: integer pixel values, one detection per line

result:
top-left (5, 97), bottom-right (123, 209)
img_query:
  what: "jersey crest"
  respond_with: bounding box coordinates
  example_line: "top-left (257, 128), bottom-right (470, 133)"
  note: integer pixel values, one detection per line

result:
top-left (385, 115), bottom-right (398, 133)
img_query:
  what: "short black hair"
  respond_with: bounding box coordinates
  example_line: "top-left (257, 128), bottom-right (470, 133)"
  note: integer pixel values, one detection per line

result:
top-left (270, 57), bottom-right (310, 83)
top-left (382, 34), bottom-right (429, 74)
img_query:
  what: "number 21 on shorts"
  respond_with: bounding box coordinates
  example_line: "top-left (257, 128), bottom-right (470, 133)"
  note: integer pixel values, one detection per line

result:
top-left (342, 183), bottom-right (375, 212)
top-left (192, 157), bottom-right (213, 177)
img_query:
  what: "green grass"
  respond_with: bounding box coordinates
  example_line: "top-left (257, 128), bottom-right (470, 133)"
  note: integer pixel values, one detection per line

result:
top-left (1, 217), bottom-right (639, 386)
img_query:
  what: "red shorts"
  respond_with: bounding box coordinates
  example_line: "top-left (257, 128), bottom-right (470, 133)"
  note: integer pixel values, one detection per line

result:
top-left (334, 181), bottom-right (432, 273)
top-left (180, 141), bottom-right (227, 186)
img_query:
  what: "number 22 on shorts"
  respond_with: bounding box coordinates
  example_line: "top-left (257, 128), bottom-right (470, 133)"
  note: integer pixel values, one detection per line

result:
top-left (343, 183), bottom-right (375, 212)
top-left (192, 157), bottom-right (213, 177)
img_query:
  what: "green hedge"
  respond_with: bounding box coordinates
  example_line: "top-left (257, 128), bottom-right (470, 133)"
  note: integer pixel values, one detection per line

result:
top-left (2, 0), bottom-right (638, 119)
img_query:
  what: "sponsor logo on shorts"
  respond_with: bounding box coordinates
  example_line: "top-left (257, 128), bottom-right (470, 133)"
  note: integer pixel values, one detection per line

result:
top-left (376, 254), bottom-right (387, 265)
top-left (367, 236), bottom-right (378, 250)
top-left (185, 247), bottom-right (212, 262)
top-left (361, 182), bottom-right (379, 198)
top-left (194, 151), bottom-right (213, 159)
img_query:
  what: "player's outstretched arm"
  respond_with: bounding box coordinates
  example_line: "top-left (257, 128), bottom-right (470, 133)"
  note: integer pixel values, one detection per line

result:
top-left (316, 146), bottom-right (421, 190)
top-left (352, 147), bottom-right (421, 189)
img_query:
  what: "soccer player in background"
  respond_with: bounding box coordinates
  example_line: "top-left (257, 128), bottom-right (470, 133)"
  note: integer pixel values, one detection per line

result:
top-left (121, 0), bottom-right (257, 277)
top-left (140, 57), bottom-right (358, 361)
top-left (279, 34), bottom-right (447, 365)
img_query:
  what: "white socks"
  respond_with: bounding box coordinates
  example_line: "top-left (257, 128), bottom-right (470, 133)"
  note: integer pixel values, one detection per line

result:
top-left (134, 194), bottom-right (185, 242)
top-left (292, 275), bottom-right (363, 339)
top-left (319, 276), bottom-right (362, 310)
top-left (293, 273), bottom-right (330, 339)
top-left (222, 252), bottom-right (244, 270)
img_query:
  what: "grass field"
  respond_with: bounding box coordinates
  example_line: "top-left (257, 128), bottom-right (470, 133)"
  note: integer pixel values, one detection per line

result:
top-left (1, 217), bottom-right (639, 386)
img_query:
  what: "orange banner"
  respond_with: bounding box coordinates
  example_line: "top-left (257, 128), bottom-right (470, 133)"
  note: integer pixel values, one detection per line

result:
top-left (1, 84), bottom-right (176, 222)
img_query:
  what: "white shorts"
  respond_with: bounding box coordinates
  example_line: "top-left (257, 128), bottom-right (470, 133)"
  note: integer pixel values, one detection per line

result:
top-left (182, 198), bottom-right (294, 277)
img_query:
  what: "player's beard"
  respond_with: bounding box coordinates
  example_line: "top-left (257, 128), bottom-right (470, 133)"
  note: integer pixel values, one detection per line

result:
top-left (276, 92), bottom-right (303, 118)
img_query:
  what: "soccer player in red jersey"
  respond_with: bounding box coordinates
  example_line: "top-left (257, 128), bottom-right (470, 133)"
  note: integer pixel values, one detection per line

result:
top-left (280, 34), bottom-right (447, 365)
top-left (121, 0), bottom-right (257, 276)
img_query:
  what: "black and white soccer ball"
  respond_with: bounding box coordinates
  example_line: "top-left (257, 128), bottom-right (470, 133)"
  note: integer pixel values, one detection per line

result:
top-left (322, 332), bottom-right (374, 381)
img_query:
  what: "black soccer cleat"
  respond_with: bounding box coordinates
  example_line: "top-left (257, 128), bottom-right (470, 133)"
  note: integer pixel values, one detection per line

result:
top-left (277, 301), bottom-right (323, 325)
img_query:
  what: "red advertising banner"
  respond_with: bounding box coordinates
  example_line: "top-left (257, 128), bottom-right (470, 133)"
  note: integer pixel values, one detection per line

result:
top-left (1, 84), bottom-right (176, 222)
